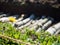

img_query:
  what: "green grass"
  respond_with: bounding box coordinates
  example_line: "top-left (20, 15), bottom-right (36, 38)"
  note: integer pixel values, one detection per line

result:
top-left (0, 22), bottom-right (60, 45)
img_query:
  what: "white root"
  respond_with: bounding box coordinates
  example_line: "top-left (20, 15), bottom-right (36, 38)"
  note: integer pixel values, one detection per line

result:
top-left (46, 22), bottom-right (60, 35)
top-left (0, 14), bottom-right (7, 18)
top-left (0, 17), bottom-right (9, 22)
top-left (15, 14), bottom-right (35, 27)
top-left (54, 30), bottom-right (60, 35)
top-left (42, 18), bottom-right (54, 30)
top-left (29, 16), bottom-right (46, 28)
top-left (18, 20), bottom-right (33, 29)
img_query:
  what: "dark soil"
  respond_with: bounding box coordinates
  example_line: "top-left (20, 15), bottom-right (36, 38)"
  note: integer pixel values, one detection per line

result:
top-left (0, 0), bottom-right (60, 21)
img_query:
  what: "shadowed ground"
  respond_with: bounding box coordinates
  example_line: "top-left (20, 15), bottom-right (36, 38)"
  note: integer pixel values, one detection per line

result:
top-left (0, 0), bottom-right (60, 21)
